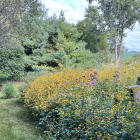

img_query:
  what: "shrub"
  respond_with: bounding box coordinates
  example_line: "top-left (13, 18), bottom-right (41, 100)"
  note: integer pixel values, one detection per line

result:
top-left (0, 47), bottom-right (24, 79)
top-left (20, 62), bottom-right (140, 139)
top-left (2, 82), bottom-right (15, 98)
top-left (0, 77), bottom-right (12, 86)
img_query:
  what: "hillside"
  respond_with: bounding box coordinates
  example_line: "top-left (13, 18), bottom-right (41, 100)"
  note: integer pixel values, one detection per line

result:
top-left (110, 52), bottom-right (139, 61)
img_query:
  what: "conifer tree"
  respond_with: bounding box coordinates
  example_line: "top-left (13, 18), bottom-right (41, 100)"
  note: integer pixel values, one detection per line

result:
top-left (59, 9), bottom-right (65, 22)
top-left (49, 14), bottom-right (95, 68)
top-left (18, 10), bottom-right (59, 71)
top-left (0, 39), bottom-right (24, 80)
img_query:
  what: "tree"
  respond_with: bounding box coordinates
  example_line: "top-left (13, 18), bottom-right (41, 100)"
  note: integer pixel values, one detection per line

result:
top-left (19, 13), bottom-right (59, 71)
top-left (59, 9), bottom-right (65, 22)
top-left (0, 39), bottom-right (24, 80)
top-left (0, 0), bottom-right (55, 78)
top-left (87, 0), bottom-right (140, 67)
top-left (0, 0), bottom-right (42, 48)
top-left (51, 19), bottom-right (95, 68)
top-left (19, 8), bottom-right (97, 71)
top-left (0, 0), bottom-right (21, 47)
top-left (77, 6), bottom-right (108, 53)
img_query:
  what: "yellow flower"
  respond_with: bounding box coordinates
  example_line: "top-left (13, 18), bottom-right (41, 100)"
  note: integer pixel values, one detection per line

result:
top-left (61, 112), bottom-right (64, 115)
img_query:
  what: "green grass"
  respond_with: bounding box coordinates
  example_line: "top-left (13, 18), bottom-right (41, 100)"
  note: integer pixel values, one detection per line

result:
top-left (110, 52), bottom-right (139, 61)
top-left (0, 83), bottom-right (42, 140)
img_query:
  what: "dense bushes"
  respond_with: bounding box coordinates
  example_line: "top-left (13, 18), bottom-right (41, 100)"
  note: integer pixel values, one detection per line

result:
top-left (20, 62), bottom-right (140, 139)
top-left (0, 45), bottom-right (24, 79)
top-left (17, 8), bottom-right (110, 73)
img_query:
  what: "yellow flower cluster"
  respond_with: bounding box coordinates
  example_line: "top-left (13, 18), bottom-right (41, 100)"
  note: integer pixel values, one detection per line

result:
top-left (20, 62), bottom-right (140, 139)
top-left (21, 68), bottom-right (92, 110)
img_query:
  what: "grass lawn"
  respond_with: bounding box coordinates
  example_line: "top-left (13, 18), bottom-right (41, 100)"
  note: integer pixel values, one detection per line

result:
top-left (0, 82), bottom-right (41, 140)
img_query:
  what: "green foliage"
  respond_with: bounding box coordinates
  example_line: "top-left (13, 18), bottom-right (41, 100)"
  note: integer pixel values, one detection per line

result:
top-left (32, 65), bottom-right (57, 73)
top-left (0, 77), bottom-right (12, 86)
top-left (0, 45), bottom-right (24, 79)
top-left (87, 0), bottom-right (140, 66)
top-left (46, 48), bottom-right (68, 67)
top-left (0, 0), bottom-right (43, 49)
top-left (93, 51), bottom-right (111, 69)
top-left (2, 82), bottom-right (15, 98)
top-left (22, 76), bottom-right (140, 139)
top-left (133, 52), bottom-right (140, 62)
top-left (70, 43), bottom-right (95, 68)
top-left (53, 22), bottom-right (83, 53)
top-left (59, 9), bottom-right (65, 22)
top-left (18, 10), bottom-right (59, 71)
top-left (51, 20), bottom-right (96, 68)
top-left (77, 6), bottom-right (109, 53)
top-left (18, 5), bottom-right (111, 71)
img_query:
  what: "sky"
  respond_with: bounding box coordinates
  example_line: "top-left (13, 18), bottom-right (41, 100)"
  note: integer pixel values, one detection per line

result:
top-left (41, 0), bottom-right (140, 52)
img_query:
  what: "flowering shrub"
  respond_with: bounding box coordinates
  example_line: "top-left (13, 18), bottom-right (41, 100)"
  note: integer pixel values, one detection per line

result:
top-left (20, 63), bottom-right (140, 139)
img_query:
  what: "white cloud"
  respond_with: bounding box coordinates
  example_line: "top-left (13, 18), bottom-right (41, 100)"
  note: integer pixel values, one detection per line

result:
top-left (41, 0), bottom-right (74, 18)
top-left (41, 0), bottom-right (98, 24)
top-left (124, 22), bottom-right (140, 51)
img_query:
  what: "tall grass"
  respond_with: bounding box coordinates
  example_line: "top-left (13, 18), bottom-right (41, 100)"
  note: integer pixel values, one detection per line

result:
top-left (2, 82), bottom-right (15, 98)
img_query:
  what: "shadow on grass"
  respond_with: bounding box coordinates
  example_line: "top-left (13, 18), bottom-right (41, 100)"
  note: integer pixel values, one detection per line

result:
top-left (0, 98), bottom-right (43, 140)
top-left (14, 99), bottom-right (44, 134)
top-left (0, 81), bottom-right (44, 139)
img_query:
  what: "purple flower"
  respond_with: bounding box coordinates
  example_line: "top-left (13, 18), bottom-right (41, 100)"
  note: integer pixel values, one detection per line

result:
top-left (91, 80), bottom-right (96, 84)
top-left (90, 73), bottom-right (94, 77)
top-left (87, 78), bottom-right (91, 82)
top-left (102, 90), bottom-right (105, 94)
top-left (93, 71), bottom-right (98, 75)
top-left (83, 82), bottom-right (87, 85)
top-left (82, 75), bottom-right (86, 78)
top-left (59, 93), bottom-right (63, 95)
top-left (88, 80), bottom-right (96, 86)
top-left (64, 92), bottom-right (67, 95)
top-left (75, 78), bottom-right (79, 83)
top-left (115, 70), bottom-right (120, 73)
top-left (111, 95), bottom-right (114, 98)
top-left (113, 74), bottom-right (121, 78)
top-left (88, 82), bottom-right (92, 87)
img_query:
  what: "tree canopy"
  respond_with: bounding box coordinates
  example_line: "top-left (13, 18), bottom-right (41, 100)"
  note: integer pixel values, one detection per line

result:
top-left (77, 5), bottom-right (108, 53)
top-left (0, 0), bottom-right (42, 48)
top-left (87, 0), bottom-right (140, 67)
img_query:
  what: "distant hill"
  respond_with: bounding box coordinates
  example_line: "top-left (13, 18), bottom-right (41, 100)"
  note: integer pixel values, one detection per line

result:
top-left (128, 50), bottom-right (139, 53)
top-left (110, 52), bottom-right (139, 61)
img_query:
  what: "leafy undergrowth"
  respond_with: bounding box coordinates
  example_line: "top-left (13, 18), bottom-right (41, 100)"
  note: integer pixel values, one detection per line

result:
top-left (0, 85), bottom-right (42, 140)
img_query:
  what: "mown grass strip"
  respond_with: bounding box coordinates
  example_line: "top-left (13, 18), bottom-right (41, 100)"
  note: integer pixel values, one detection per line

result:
top-left (0, 85), bottom-right (41, 140)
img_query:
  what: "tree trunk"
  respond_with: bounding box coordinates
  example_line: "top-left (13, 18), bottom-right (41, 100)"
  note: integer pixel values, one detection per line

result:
top-left (12, 75), bottom-right (15, 81)
top-left (117, 34), bottom-right (123, 65)
top-left (115, 36), bottom-right (119, 67)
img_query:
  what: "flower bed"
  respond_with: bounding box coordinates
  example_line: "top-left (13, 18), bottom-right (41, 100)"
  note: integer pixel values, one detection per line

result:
top-left (20, 63), bottom-right (140, 139)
